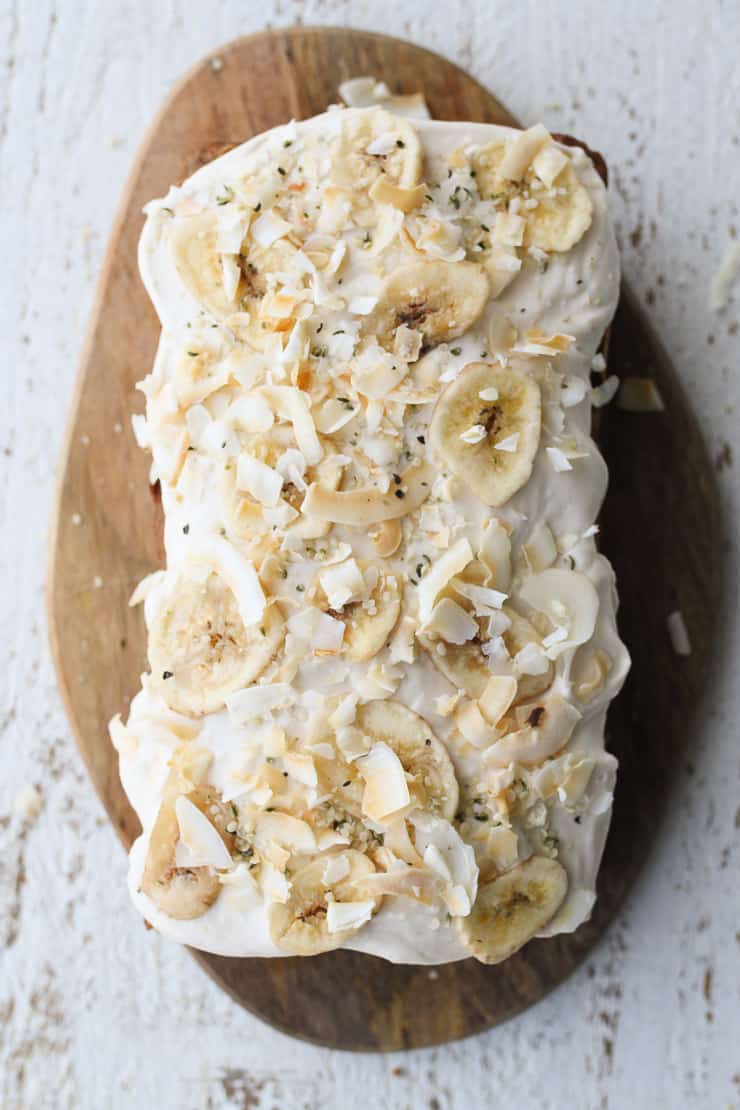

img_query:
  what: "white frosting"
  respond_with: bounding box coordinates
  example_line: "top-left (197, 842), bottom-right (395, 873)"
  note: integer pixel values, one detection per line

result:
top-left (117, 109), bottom-right (629, 964)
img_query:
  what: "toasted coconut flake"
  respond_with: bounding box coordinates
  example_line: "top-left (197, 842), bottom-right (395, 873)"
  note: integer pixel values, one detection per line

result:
top-left (369, 176), bottom-right (427, 212)
top-left (394, 324), bottom-right (423, 362)
top-left (532, 753), bottom-right (595, 806)
top-left (336, 726), bottom-right (371, 763)
top-left (337, 76), bottom-right (391, 107)
top-left (546, 446), bottom-right (573, 472)
top-left (667, 610), bottom-right (692, 656)
top-left (326, 899), bottom-right (376, 934)
top-left (226, 683), bottom-right (295, 723)
top-left (709, 241), bottom-right (740, 310)
top-left (288, 607), bottom-right (345, 654)
top-left (251, 208), bottom-right (293, 248)
top-left (357, 742), bottom-right (411, 822)
top-left (184, 535), bottom-right (266, 628)
top-left (319, 557), bottom-right (366, 610)
top-left (479, 675), bottom-right (518, 725)
top-left (129, 570), bottom-right (166, 607)
top-left (455, 700), bottom-right (496, 749)
top-left (174, 796), bottom-right (232, 870)
top-left (259, 386), bottom-right (322, 465)
top-left (479, 518), bottom-right (512, 590)
top-left (514, 331), bottom-right (576, 358)
top-left (493, 212), bottom-right (525, 247)
top-left (355, 865), bottom-right (442, 904)
top-left (426, 597), bottom-right (478, 644)
top-left (236, 453), bottom-right (283, 507)
top-left (494, 432), bottom-right (520, 453)
top-left (347, 295), bottom-right (378, 316)
top-left (372, 518), bottom-right (402, 558)
top-left (227, 394), bottom-right (275, 434)
top-left (499, 123), bottom-right (550, 182)
top-left (261, 860), bottom-right (291, 903)
top-left (531, 143), bottom-right (569, 188)
top-left (382, 818), bottom-right (422, 866)
top-left (519, 568), bottom-right (599, 649)
top-left (484, 692), bottom-right (581, 768)
top-left (388, 615), bottom-right (417, 664)
top-left (514, 641), bottom-right (550, 676)
top-left (453, 580), bottom-right (507, 614)
top-left (329, 693), bottom-right (358, 729)
top-left (617, 378), bottom-right (665, 412)
top-left (411, 813), bottom-right (478, 917)
top-left (522, 522), bottom-right (558, 571)
top-left (417, 538), bottom-right (474, 624)
top-left (573, 650), bottom-right (613, 703)
top-left (485, 824), bottom-right (519, 871)
top-left (485, 245), bottom-right (522, 296)
top-left (322, 854), bottom-right (351, 885)
top-left (303, 462), bottom-right (433, 525)
top-left (460, 423), bottom-right (487, 445)
top-left (282, 751), bottom-right (318, 788)
top-left (256, 811), bottom-right (316, 853)
top-left (382, 92), bottom-right (430, 119)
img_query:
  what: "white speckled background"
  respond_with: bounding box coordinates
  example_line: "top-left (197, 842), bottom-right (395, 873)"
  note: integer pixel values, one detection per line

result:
top-left (1, 2), bottom-right (738, 1107)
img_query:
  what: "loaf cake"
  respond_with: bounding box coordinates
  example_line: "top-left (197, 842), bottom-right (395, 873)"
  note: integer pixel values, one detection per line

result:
top-left (110, 105), bottom-right (630, 964)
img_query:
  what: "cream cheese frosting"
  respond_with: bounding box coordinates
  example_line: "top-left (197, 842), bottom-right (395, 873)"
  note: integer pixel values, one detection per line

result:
top-left (112, 107), bottom-right (630, 965)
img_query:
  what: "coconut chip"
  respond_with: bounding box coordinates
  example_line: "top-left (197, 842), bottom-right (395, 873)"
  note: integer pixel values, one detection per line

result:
top-left (667, 610), bottom-right (691, 656)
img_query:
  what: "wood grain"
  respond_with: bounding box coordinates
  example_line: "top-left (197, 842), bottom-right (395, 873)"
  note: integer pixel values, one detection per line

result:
top-left (46, 26), bottom-right (723, 1051)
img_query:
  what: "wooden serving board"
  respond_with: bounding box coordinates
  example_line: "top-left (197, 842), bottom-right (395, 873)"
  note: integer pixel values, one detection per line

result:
top-left (47, 27), bottom-right (723, 1050)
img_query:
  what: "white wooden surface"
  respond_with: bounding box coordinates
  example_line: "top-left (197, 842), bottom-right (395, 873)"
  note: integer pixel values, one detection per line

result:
top-left (1, 1), bottom-right (739, 1107)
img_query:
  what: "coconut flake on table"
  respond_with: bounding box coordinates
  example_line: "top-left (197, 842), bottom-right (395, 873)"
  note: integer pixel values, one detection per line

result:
top-left (709, 241), bottom-right (740, 310)
top-left (14, 784), bottom-right (42, 822)
top-left (617, 377), bottom-right (665, 412)
top-left (667, 610), bottom-right (692, 656)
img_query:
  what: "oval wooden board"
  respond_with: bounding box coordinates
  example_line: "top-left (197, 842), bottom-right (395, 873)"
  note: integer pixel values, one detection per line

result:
top-left (47, 27), bottom-right (723, 1051)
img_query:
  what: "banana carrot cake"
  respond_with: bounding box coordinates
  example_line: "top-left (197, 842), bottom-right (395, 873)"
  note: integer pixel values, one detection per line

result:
top-left (110, 105), bottom-right (629, 964)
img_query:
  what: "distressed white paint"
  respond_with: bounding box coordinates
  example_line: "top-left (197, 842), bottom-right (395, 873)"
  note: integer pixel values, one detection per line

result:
top-left (1, 1), bottom-right (739, 1107)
